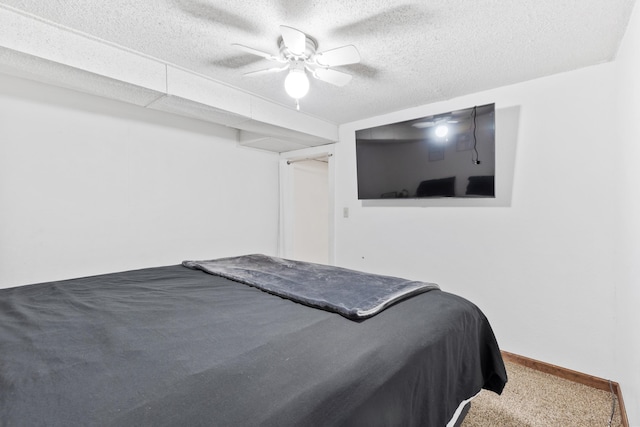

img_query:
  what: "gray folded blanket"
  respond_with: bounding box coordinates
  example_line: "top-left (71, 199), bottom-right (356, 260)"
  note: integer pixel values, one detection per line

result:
top-left (182, 254), bottom-right (439, 320)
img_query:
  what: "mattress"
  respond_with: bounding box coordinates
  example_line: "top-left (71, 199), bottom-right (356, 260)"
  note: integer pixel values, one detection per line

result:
top-left (0, 263), bottom-right (506, 426)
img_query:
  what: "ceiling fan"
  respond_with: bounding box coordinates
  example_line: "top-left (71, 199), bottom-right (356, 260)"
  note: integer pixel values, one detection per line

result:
top-left (412, 116), bottom-right (459, 138)
top-left (412, 117), bottom-right (459, 129)
top-left (232, 25), bottom-right (361, 109)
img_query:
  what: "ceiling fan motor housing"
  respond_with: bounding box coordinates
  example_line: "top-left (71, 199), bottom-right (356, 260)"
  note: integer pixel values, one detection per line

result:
top-left (278, 35), bottom-right (317, 61)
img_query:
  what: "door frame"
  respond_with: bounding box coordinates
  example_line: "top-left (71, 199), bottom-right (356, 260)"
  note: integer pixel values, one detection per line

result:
top-left (279, 144), bottom-right (335, 265)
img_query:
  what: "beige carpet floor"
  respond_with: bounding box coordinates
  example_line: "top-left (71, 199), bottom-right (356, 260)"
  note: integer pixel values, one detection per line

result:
top-left (461, 361), bottom-right (622, 427)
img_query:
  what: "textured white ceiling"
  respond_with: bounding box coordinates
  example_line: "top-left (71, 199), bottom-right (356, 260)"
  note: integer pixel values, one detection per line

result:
top-left (1, 0), bottom-right (636, 124)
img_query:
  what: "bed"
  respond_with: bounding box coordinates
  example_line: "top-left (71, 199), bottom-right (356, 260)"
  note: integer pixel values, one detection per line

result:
top-left (0, 255), bottom-right (507, 426)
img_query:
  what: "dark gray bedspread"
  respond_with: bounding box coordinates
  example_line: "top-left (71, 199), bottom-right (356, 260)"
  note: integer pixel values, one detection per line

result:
top-left (0, 265), bottom-right (506, 427)
top-left (183, 254), bottom-right (440, 319)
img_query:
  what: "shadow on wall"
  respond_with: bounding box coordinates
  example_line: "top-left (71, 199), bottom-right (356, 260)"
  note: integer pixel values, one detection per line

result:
top-left (361, 105), bottom-right (521, 208)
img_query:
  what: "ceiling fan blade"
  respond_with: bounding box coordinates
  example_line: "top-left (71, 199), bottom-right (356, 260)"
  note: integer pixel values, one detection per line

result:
top-left (312, 68), bottom-right (353, 87)
top-left (315, 45), bottom-right (361, 67)
top-left (280, 25), bottom-right (307, 56)
top-left (412, 122), bottom-right (436, 129)
top-left (232, 44), bottom-right (280, 61)
top-left (243, 65), bottom-right (289, 77)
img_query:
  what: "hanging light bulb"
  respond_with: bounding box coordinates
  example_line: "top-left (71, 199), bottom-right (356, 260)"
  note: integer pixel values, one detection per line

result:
top-left (284, 67), bottom-right (309, 100)
top-left (435, 124), bottom-right (449, 138)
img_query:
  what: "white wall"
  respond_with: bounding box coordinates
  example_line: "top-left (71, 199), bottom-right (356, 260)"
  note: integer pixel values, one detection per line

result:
top-left (335, 63), bottom-right (619, 384)
top-left (0, 74), bottom-right (280, 288)
top-left (614, 1), bottom-right (640, 424)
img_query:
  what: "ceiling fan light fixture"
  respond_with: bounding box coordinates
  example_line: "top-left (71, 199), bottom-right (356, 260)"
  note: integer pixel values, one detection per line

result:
top-left (284, 68), bottom-right (309, 99)
top-left (235, 25), bottom-right (360, 107)
top-left (435, 124), bottom-right (449, 137)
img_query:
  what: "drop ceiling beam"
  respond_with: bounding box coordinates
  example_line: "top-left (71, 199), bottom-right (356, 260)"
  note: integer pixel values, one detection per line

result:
top-left (0, 5), bottom-right (337, 151)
